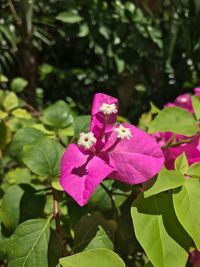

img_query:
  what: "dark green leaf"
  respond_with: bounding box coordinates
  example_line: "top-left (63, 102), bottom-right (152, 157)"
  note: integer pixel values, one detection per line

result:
top-left (11, 128), bottom-right (45, 158)
top-left (22, 137), bottom-right (64, 178)
top-left (8, 218), bottom-right (51, 267)
top-left (73, 115), bottom-right (91, 136)
top-left (0, 185), bottom-right (24, 231)
top-left (42, 100), bottom-right (73, 128)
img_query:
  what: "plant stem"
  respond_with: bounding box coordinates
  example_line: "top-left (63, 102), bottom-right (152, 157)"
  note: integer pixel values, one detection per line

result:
top-left (100, 183), bottom-right (115, 209)
top-left (52, 188), bottom-right (68, 256)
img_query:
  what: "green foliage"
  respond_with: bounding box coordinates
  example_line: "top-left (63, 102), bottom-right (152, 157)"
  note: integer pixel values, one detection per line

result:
top-left (8, 218), bottom-right (51, 267)
top-left (173, 179), bottom-right (200, 250)
top-left (22, 137), bottom-right (64, 178)
top-left (174, 153), bottom-right (189, 174)
top-left (42, 100), bottom-right (73, 129)
top-left (192, 95), bottom-right (200, 120)
top-left (144, 168), bottom-right (185, 198)
top-left (60, 248), bottom-right (126, 267)
top-left (148, 107), bottom-right (199, 136)
top-left (131, 193), bottom-right (191, 267)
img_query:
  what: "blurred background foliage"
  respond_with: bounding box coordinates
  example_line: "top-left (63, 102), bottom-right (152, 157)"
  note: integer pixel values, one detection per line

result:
top-left (0, 0), bottom-right (200, 121)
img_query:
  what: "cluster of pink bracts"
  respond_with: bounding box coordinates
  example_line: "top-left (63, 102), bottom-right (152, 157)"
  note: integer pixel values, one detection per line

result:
top-left (60, 93), bottom-right (164, 206)
top-left (152, 88), bottom-right (200, 169)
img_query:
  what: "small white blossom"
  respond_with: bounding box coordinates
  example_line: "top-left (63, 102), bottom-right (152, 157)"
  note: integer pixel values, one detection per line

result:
top-left (99, 103), bottom-right (117, 115)
top-left (77, 132), bottom-right (97, 150)
top-left (114, 125), bottom-right (132, 140)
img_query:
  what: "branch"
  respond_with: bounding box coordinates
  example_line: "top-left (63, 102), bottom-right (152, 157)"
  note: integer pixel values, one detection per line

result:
top-left (7, 0), bottom-right (21, 25)
top-left (52, 188), bottom-right (69, 256)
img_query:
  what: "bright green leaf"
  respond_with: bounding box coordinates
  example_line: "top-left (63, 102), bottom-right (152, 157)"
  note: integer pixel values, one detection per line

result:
top-left (131, 193), bottom-right (191, 267)
top-left (192, 95), bottom-right (200, 120)
top-left (59, 248), bottom-right (125, 267)
top-left (11, 108), bottom-right (32, 119)
top-left (11, 77), bottom-right (28, 93)
top-left (42, 100), bottom-right (73, 128)
top-left (187, 163), bottom-right (200, 179)
top-left (5, 167), bottom-right (32, 184)
top-left (22, 137), bottom-right (64, 178)
top-left (56, 11), bottom-right (83, 24)
top-left (148, 107), bottom-right (199, 136)
top-left (85, 226), bottom-right (114, 251)
top-left (3, 92), bottom-right (18, 111)
top-left (0, 109), bottom-right (8, 120)
top-left (144, 167), bottom-right (185, 197)
top-left (174, 152), bottom-right (189, 174)
top-left (8, 218), bottom-right (51, 267)
top-left (173, 179), bottom-right (200, 250)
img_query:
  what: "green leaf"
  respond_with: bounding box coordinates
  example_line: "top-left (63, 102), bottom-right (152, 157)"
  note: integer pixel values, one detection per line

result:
top-left (56, 11), bottom-right (83, 24)
top-left (11, 108), bottom-right (32, 119)
top-left (5, 167), bottom-right (32, 184)
top-left (148, 107), bottom-right (198, 136)
top-left (42, 100), bottom-right (73, 128)
top-left (11, 128), bottom-right (45, 158)
top-left (187, 163), bottom-right (200, 179)
top-left (78, 23), bottom-right (89, 37)
top-left (85, 226), bottom-right (114, 251)
top-left (144, 167), bottom-right (185, 197)
top-left (11, 77), bottom-right (28, 93)
top-left (131, 193), bottom-right (191, 267)
top-left (3, 92), bottom-right (19, 111)
top-left (192, 95), bottom-right (200, 120)
top-left (73, 115), bottom-right (91, 136)
top-left (173, 179), bottom-right (200, 250)
top-left (114, 55), bottom-right (125, 73)
top-left (0, 185), bottom-right (24, 231)
top-left (8, 218), bottom-right (51, 267)
top-left (0, 109), bottom-right (8, 120)
top-left (59, 248), bottom-right (125, 267)
top-left (22, 137), bottom-right (64, 178)
top-left (174, 152), bottom-right (189, 174)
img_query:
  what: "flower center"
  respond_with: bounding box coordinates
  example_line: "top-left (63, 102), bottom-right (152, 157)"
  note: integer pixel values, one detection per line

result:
top-left (114, 125), bottom-right (132, 140)
top-left (77, 132), bottom-right (97, 150)
top-left (99, 103), bottom-right (117, 115)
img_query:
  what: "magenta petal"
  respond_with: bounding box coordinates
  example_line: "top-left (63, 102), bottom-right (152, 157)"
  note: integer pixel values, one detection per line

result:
top-left (60, 144), bottom-right (114, 206)
top-left (90, 93), bottom-right (118, 138)
top-left (194, 87), bottom-right (200, 97)
top-left (107, 123), bottom-right (164, 184)
top-left (164, 137), bottom-right (200, 169)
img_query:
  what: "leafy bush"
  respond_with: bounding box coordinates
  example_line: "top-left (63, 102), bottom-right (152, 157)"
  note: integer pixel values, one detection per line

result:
top-left (0, 84), bottom-right (200, 267)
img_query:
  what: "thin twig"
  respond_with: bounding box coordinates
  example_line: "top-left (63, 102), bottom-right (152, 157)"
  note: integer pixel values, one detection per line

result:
top-left (7, 0), bottom-right (21, 25)
top-left (52, 188), bottom-right (69, 256)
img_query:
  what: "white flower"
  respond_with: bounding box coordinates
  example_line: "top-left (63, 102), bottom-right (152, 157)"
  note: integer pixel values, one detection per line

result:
top-left (99, 103), bottom-right (117, 115)
top-left (77, 132), bottom-right (97, 149)
top-left (114, 125), bottom-right (132, 140)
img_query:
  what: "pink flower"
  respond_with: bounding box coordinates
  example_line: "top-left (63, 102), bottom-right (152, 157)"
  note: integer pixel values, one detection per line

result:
top-left (189, 250), bottom-right (200, 267)
top-left (195, 87), bottom-right (200, 97)
top-left (152, 88), bottom-right (200, 169)
top-left (60, 93), bottom-right (164, 206)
